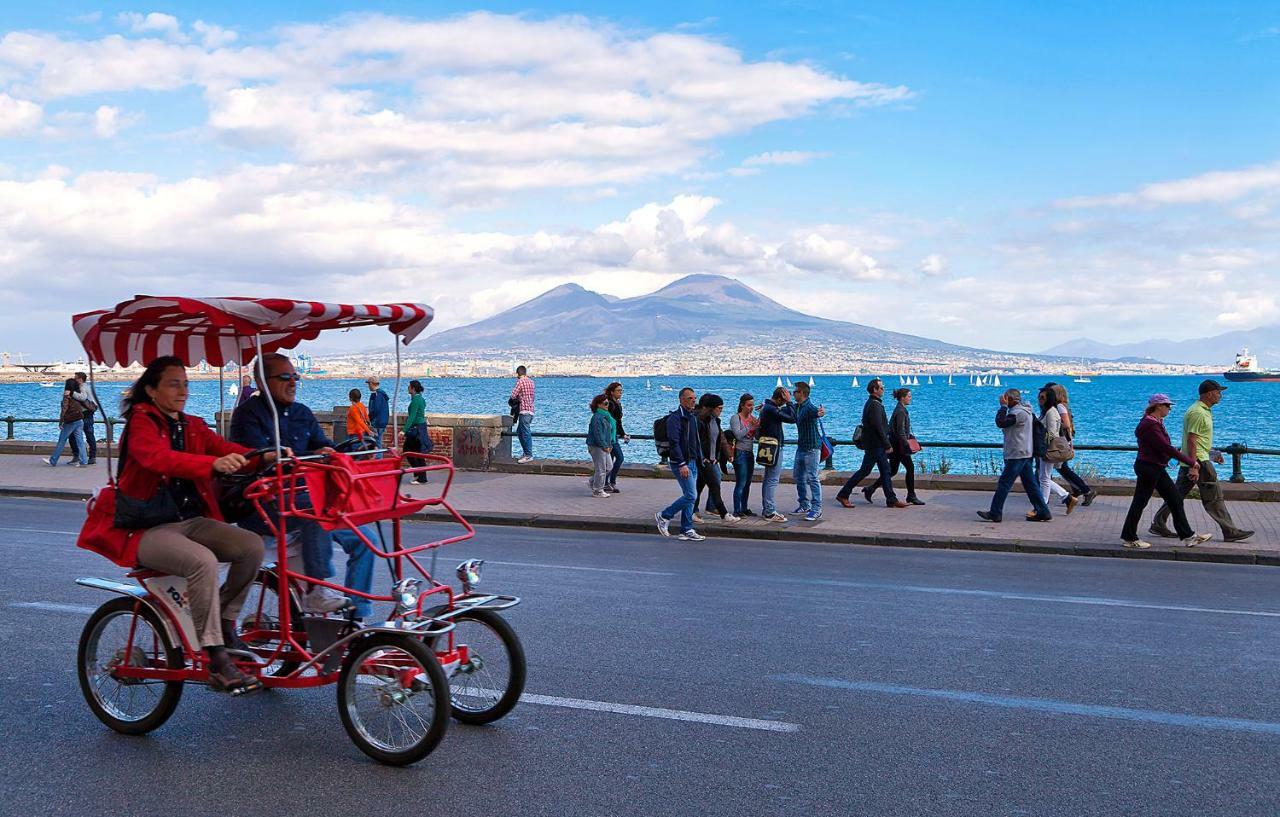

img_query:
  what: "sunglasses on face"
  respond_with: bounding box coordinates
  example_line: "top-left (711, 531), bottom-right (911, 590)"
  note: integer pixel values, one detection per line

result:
top-left (269, 373), bottom-right (302, 383)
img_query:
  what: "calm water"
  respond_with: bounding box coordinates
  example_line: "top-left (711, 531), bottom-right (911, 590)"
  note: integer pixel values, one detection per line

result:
top-left (5, 375), bottom-right (1278, 480)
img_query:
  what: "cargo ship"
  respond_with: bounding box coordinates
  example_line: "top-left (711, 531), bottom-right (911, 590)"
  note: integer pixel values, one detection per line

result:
top-left (1223, 349), bottom-right (1280, 383)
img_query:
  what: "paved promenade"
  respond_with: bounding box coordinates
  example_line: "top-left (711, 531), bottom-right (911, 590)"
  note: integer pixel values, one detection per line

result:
top-left (4, 455), bottom-right (1279, 563)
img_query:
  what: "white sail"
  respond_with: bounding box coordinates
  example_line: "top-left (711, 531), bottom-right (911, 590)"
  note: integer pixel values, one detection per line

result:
top-left (808, 376), bottom-right (815, 386)
top-left (852, 377), bottom-right (859, 388)
top-left (776, 377), bottom-right (783, 387)
top-left (927, 376), bottom-right (934, 384)
top-left (646, 379), bottom-right (651, 390)
top-left (785, 378), bottom-right (793, 388)
top-left (912, 376), bottom-right (920, 386)
top-left (993, 375), bottom-right (1002, 387)
top-left (948, 374), bottom-right (954, 386)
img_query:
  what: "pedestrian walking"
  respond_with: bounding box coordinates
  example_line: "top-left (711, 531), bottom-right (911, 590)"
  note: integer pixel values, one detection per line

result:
top-left (1149, 379), bottom-right (1253, 542)
top-left (1051, 383), bottom-right (1097, 506)
top-left (48, 377), bottom-right (88, 467)
top-left (1035, 386), bottom-right (1076, 515)
top-left (586, 393), bottom-right (616, 497)
top-left (729, 393), bottom-right (759, 517)
top-left (365, 376), bottom-right (389, 451)
top-left (346, 389), bottom-right (372, 447)
top-left (654, 387), bottom-right (705, 541)
top-left (401, 379), bottom-right (432, 484)
top-left (757, 387), bottom-right (796, 522)
top-left (1121, 394), bottom-right (1212, 549)
top-left (694, 393), bottom-right (737, 522)
top-left (604, 381), bottom-right (629, 493)
top-left (837, 378), bottom-right (908, 509)
top-left (864, 387), bottom-right (925, 505)
top-left (511, 365), bottom-right (536, 463)
top-left (790, 381), bottom-right (827, 521)
top-left (68, 371), bottom-right (99, 465)
top-left (977, 388), bottom-right (1052, 523)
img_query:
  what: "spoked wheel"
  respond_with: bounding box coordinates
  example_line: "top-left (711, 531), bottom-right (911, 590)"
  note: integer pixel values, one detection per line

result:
top-left (237, 571), bottom-right (304, 676)
top-left (426, 608), bottom-right (526, 725)
top-left (337, 633), bottom-right (450, 766)
top-left (77, 597), bottom-right (184, 735)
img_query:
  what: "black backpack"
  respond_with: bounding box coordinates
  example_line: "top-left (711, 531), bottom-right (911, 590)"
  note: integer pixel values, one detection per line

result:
top-left (1032, 414), bottom-right (1048, 459)
top-left (652, 415), bottom-right (671, 459)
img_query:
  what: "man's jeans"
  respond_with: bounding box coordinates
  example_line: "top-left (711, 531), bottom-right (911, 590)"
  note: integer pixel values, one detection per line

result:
top-left (838, 447), bottom-right (898, 504)
top-left (333, 526), bottom-right (379, 618)
top-left (516, 413), bottom-right (534, 457)
top-left (732, 449), bottom-right (755, 514)
top-left (661, 461), bottom-right (699, 533)
top-left (69, 410), bottom-right (97, 462)
top-left (989, 457), bottom-right (1050, 519)
top-left (608, 440), bottom-right (624, 486)
top-left (241, 502), bottom-right (335, 582)
top-left (371, 424), bottom-right (387, 458)
top-left (793, 447), bottom-right (823, 512)
top-left (50, 419), bottom-right (87, 466)
top-left (761, 461), bottom-right (784, 515)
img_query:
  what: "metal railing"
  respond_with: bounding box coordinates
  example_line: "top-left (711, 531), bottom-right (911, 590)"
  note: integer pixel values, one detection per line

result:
top-left (498, 430), bottom-right (1280, 483)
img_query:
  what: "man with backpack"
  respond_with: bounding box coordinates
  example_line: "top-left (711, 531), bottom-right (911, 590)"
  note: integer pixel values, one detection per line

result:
top-left (654, 387), bottom-right (705, 541)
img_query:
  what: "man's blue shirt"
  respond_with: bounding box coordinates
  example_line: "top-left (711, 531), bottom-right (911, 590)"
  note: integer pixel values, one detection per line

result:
top-left (229, 393), bottom-right (333, 452)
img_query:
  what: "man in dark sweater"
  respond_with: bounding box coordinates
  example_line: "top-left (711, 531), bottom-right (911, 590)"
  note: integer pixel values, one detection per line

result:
top-left (654, 388), bottom-right (705, 541)
top-left (837, 379), bottom-right (907, 508)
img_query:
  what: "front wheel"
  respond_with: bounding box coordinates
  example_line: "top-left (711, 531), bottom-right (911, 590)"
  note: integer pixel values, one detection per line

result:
top-left (78, 596), bottom-right (184, 735)
top-left (427, 608), bottom-right (526, 725)
top-left (337, 633), bottom-right (450, 766)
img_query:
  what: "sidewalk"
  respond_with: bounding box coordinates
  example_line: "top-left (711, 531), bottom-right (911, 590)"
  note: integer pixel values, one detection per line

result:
top-left (5, 454), bottom-right (1280, 565)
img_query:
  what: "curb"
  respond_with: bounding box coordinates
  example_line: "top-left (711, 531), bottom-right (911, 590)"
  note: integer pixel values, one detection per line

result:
top-left (7, 487), bottom-right (1263, 567)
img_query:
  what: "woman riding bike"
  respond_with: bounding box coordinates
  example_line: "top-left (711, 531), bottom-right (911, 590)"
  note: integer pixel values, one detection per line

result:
top-left (110, 356), bottom-right (268, 695)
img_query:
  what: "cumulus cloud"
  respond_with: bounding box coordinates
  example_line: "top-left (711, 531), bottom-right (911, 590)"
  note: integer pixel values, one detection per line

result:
top-left (116, 11), bottom-right (183, 38)
top-left (0, 93), bottom-right (42, 135)
top-left (918, 253), bottom-right (947, 276)
top-left (92, 105), bottom-right (122, 137)
top-left (192, 21), bottom-right (237, 48)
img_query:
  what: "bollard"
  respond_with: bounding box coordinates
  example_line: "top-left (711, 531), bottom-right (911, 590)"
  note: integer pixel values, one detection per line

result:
top-left (1227, 442), bottom-right (1245, 483)
top-left (4, 415), bottom-right (12, 440)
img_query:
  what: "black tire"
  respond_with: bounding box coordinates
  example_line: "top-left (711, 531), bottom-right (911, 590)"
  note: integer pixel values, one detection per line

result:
top-left (337, 633), bottom-right (450, 766)
top-left (237, 570), bottom-right (305, 676)
top-left (78, 596), bottom-right (184, 735)
top-left (425, 607), bottom-right (526, 725)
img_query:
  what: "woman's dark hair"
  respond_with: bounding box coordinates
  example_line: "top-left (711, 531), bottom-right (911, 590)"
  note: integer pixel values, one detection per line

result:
top-left (737, 393), bottom-right (754, 413)
top-left (1039, 385), bottom-right (1059, 415)
top-left (605, 381), bottom-right (623, 399)
top-left (893, 387), bottom-right (911, 401)
top-left (63, 377), bottom-right (79, 392)
top-left (772, 386), bottom-right (788, 401)
top-left (348, 389), bottom-right (362, 401)
top-left (590, 393), bottom-right (609, 411)
top-left (698, 393), bottom-right (724, 409)
top-left (120, 356), bottom-right (187, 416)
top-left (408, 379), bottom-right (423, 394)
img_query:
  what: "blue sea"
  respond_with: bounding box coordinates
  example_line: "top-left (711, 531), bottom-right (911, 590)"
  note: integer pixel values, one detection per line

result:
top-left (4, 375), bottom-right (1278, 481)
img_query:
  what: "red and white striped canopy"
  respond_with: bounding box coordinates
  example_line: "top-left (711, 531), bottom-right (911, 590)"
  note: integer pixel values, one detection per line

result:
top-left (73, 296), bottom-right (434, 368)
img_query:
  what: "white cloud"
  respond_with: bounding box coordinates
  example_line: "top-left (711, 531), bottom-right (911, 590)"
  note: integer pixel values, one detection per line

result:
top-left (1059, 162), bottom-right (1280, 208)
top-left (1216, 294), bottom-right (1278, 329)
top-left (192, 21), bottom-right (237, 48)
top-left (92, 105), bottom-right (121, 137)
top-left (741, 150), bottom-right (825, 167)
top-left (0, 93), bottom-right (42, 135)
top-left (918, 253), bottom-right (947, 276)
top-left (116, 12), bottom-right (183, 38)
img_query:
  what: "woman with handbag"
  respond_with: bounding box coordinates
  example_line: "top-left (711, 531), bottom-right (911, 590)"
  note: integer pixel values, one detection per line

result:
top-left (729, 394), bottom-right (759, 517)
top-left (1035, 386), bottom-right (1076, 515)
top-left (1051, 384), bottom-right (1097, 506)
top-left (693, 393), bottom-right (737, 523)
top-left (864, 387), bottom-right (925, 505)
top-left (48, 377), bottom-right (89, 467)
top-left (402, 379), bottom-right (432, 484)
top-left (110, 356), bottom-right (266, 695)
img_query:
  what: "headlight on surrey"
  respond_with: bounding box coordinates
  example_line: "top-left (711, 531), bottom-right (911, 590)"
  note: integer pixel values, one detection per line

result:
top-left (391, 578), bottom-right (422, 618)
top-left (456, 559), bottom-right (484, 594)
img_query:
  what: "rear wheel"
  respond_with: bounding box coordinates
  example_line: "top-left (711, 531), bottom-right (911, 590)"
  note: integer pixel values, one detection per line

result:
top-left (426, 608), bottom-right (526, 725)
top-left (78, 596), bottom-right (184, 735)
top-left (337, 633), bottom-right (450, 766)
top-left (236, 571), bottom-right (304, 676)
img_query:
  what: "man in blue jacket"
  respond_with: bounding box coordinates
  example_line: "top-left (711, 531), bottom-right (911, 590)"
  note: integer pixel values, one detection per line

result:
top-left (231, 354), bottom-right (378, 618)
top-left (757, 386), bottom-right (797, 521)
top-left (365, 377), bottom-right (390, 455)
top-left (654, 388), bottom-right (705, 541)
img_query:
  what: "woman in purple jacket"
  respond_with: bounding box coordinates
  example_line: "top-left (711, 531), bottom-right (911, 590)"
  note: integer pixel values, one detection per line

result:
top-left (1121, 394), bottom-right (1211, 549)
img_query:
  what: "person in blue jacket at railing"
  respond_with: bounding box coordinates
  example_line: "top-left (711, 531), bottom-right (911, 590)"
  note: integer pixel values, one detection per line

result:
top-left (230, 353), bottom-right (378, 621)
top-left (365, 376), bottom-right (390, 456)
top-left (654, 387), bottom-right (704, 541)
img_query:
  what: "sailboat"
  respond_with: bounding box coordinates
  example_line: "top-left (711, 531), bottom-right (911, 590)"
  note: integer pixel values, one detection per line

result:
top-left (851, 376), bottom-right (859, 388)
top-left (927, 376), bottom-right (933, 385)
top-left (993, 375), bottom-right (1002, 387)
top-left (948, 374), bottom-right (954, 386)
top-left (912, 376), bottom-right (920, 386)
top-left (776, 377), bottom-right (783, 388)
top-left (785, 378), bottom-right (793, 388)
top-left (645, 379), bottom-right (651, 390)
top-left (808, 376), bottom-right (815, 387)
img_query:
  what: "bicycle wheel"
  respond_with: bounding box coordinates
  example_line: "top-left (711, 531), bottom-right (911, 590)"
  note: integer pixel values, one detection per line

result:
top-left (237, 571), bottom-right (304, 676)
top-left (78, 596), bottom-right (184, 735)
top-left (337, 633), bottom-right (450, 766)
top-left (427, 608), bottom-right (526, 725)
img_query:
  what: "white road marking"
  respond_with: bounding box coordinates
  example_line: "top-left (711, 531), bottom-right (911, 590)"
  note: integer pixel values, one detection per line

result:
top-left (11, 601), bottom-right (97, 614)
top-left (0, 526), bottom-right (78, 536)
top-left (516, 692), bottom-right (800, 732)
top-left (486, 560), bottom-right (674, 576)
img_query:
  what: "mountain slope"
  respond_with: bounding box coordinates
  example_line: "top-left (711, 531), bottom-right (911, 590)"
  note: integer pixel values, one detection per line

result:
top-left (1044, 325), bottom-right (1280, 366)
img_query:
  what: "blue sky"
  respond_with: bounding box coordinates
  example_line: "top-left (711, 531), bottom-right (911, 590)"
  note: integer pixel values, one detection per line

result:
top-left (1, 1), bottom-right (1277, 359)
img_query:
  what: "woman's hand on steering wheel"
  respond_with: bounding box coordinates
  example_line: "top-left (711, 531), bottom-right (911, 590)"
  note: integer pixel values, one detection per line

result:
top-left (212, 452), bottom-right (249, 474)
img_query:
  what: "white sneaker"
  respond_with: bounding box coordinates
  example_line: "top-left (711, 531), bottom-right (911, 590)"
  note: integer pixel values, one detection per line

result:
top-left (302, 585), bottom-right (351, 614)
top-left (678, 530), bottom-right (706, 541)
top-left (654, 512), bottom-right (670, 537)
top-left (517, 455), bottom-right (533, 464)
top-left (592, 489), bottom-right (609, 498)
top-left (723, 514), bottom-right (740, 523)
top-left (1122, 539), bottom-right (1152, 549)
top-left (764, 512), bottom-right (788, 523)
top-left (691, 512), bottom-right (706, 524)
top-left (1181, 533), bottom-right (1212, 547)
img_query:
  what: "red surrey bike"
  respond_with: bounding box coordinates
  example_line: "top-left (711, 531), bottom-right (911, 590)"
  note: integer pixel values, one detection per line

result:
top-left (71, 296), bottom-right (525, 765)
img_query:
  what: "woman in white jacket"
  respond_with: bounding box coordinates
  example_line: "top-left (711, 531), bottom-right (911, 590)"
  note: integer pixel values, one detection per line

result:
top-left (1034, 386), bottom-right (1077, 515)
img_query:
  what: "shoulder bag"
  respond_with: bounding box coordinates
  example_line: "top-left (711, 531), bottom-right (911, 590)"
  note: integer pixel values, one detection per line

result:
top-left (112, 414), bottom-right (183, 530)
top-left (756, 436), bottom-right (780, 468)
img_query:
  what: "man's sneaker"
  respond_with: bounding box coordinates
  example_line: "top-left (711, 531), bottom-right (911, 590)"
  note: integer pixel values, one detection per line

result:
top-left (592, 489), bottom-right (609, 498)
top-left (1147, 524), bottom-right (1177, 539)
top-left (72, 462), bottom-right (87, 468)
top-left (1181, 533), bottom-right (1212, 547)
top-left (763, 512), bottom-right (787, 522)
top-left (1122, 539), bottom-right (1152, 549)
top-left (1224, 530), bottom-right (1255, 543)
top-left (792, 506), bottom-right (809, 515)
top-left (516, 455), bottom-right (533, 464)
top-left (604, 485), bottom-right (620, 493)
top-left (723, 513), bottom-right (740, 523)
top-left (976, 511), bottom-right (1001, 523)
top-left (740, 509), bottom-right (756, 517)
top-left (1082, 489), bottom-right (1098, 507)
top-left (302, 585), bottom-right (351, 614)
top-left (677, 530), bottom-right (706, 541)
top-left (804, 509), bottom-right (823, 522)
top-left (44, 458), bottom-right (56, 467)
top-left (654, 513), bottom-right (671, 537)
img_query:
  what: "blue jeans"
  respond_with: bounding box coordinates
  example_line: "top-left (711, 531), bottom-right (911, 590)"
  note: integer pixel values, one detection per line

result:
top-left (989, 457), bottom-right (1051, 519)
top-left (661, 460), bottom-right (699, 533)
top-left (333, 525), bottom-right (379, 618)
top-left (732, 450), bottom-right (755, 514)
top-left (761, 461), bottom-right (784, 515)
top-left (516, 413), bottom-right (533, 457)
top-left (793, 447), bottom-right (823, 513)
top-left (608, 440), bottom-right (624, 486)
top-left (838, 447), bottom-right (899, 504)
top-left (51, 419), bottom-right (87, 465)
top-left (240, 499), bottom-right (335, 582)
top-left (371, 424), bottom-right (387, 458)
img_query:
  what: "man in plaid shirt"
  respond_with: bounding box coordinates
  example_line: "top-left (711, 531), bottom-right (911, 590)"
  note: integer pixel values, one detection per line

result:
top-left (511, 365), bottom-right (536, 463)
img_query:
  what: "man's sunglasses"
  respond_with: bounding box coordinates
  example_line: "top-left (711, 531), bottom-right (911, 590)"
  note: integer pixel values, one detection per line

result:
top-left (269, 373), bottom-right (302, 382)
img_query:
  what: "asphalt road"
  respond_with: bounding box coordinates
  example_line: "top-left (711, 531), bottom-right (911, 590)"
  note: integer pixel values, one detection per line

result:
top-left (2, 496), bottom-right (1280, 817)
